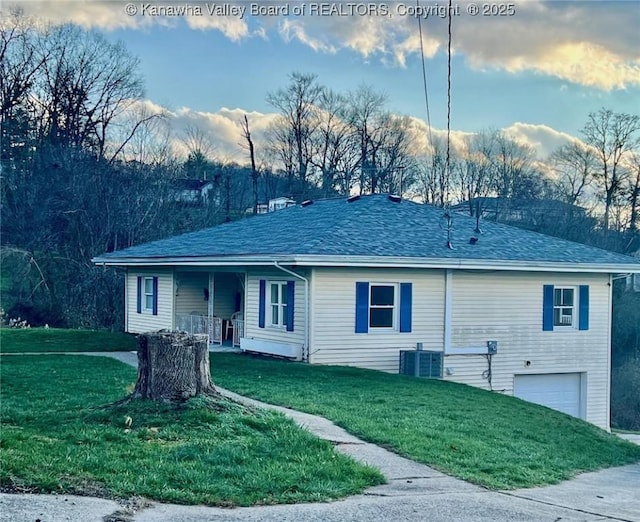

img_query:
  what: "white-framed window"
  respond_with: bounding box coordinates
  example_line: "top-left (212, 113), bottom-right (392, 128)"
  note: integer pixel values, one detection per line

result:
top-left (553, 287), bottom-right (575, 327)
top-left (269, 281), bottom-right (288, 328)
top-left (143, 277), bottom-right (155, 312)
top-left (369, 283), bottom-right (396, 329)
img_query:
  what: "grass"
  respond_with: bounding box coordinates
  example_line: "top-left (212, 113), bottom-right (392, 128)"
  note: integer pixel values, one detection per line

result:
top-left (0, 328), bottom-right (136, 353)
top-left (210, 353), bottom-right (640, 490)
top-left (0, 355), bottom-right (383, 506)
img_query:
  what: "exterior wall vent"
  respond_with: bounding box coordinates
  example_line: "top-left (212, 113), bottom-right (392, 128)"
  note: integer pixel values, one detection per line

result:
top-left (399, 350), bottom-right (443, 378)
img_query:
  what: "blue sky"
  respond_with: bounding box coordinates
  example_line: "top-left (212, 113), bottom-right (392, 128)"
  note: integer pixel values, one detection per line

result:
top-left (12, 0), bottom-right (640, 160)
top-left (104, 14), bottom-right (636, 135)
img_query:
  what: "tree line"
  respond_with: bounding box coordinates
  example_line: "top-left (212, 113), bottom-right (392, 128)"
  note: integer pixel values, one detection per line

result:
top-left (263, 73), bottom-right (640, 244)
top-left (1, 13), bottom-right (255, 327)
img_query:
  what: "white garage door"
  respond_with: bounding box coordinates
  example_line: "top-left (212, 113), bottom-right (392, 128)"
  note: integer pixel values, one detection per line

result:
top-left (514, 373), bottom-right (583, 418)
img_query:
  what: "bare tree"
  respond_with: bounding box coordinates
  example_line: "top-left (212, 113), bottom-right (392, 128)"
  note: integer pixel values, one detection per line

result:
top-left (266, 72), bottom-right (324, 196)
top-left (0, 9), bottom-right (47, 120)
top-left (32, 23), bottom-right (144, 156)
top-left (182, 124), bottom-right (215, 162)
top-left (346, 86), bottom-right (385, 195)
top-left (415, 135), bottom-right (451, 205)
top-left (628, 153), bottom-right (640, 233)
top-left (453, 130), bottom-right (497, 208)
top-left (491, 133), bottom-right (539, 199)
top-left (548, 141), bottom-right (597, 206)
top-left (240, 115), bottom-right (259, 213)
top-left (107, 104), bottom-right (167, 166)
top-left (581, 109), bottom-right (640, 231)
top-left (311, 89), bottom-right (353, 196)
top-left (345, 86), bottom-right (414, 195)
top-left (180, 124), bottom-right (218, 185)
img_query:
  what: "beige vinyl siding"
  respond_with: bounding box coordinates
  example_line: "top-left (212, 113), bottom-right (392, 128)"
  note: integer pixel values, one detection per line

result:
top-left (444, 271), bottom-right (610, 429)
top-left (126, 268), bottom-right (174, 333)
top-left (309, 267), bottom-right (445, 372)
top-left (175, 272), bottom-right (208, 315)
top-left (244, 269), bottom-right (307, 347)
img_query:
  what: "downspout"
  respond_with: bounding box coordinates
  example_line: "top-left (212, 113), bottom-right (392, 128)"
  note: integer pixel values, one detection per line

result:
top-left (274, 262), bottom-right (310, 361)
top-left (124, 266), bottom-right (128, 332)
top-left (606, 273), bottom-right (613, 432)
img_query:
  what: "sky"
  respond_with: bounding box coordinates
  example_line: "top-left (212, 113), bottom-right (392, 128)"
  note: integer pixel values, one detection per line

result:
top-left (7, 0), bottom-right (640, 163)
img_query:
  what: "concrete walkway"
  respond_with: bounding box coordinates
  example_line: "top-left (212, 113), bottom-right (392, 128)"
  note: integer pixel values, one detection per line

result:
top-left (1, 351), bottom-right (639, 522)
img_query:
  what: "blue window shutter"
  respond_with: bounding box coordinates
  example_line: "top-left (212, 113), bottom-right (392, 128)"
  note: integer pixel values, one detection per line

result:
top-left (543, 285), bottom-right (554, 331)
top-left (355, 282), bottom-right (369, 333)
top-left (152, 277), bottom-right (158, 316)
top-left (136, 276), bottom-right (142, 314)
top-left (579, 285), bottom-right (589, 331)
top-left (399, 283), bottom-right (412, 333)
top-left (286, 281), bottom-right (295, 332)
top-left (258, 280), bottom-right (266, 328)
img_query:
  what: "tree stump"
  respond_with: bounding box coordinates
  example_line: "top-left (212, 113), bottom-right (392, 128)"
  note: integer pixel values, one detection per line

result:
top-left (132, 332), bottom-right (217, 401)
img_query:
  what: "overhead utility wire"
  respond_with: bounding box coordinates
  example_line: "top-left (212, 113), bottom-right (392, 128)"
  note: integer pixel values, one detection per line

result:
top-left (416, 0), bottom-right (434, 153)
top-left (444, 0), bottom-right (454, 248)
top-left (445, 0), bottom-right (453, 204)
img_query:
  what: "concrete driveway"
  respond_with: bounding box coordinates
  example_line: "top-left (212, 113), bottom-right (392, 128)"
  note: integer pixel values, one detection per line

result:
top-left (1, 351), bottom-right (638, 522)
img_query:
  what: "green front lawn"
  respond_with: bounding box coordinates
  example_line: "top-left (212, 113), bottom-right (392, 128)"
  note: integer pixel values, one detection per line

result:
top-left (0, 356), bottom-right (383, 506)
top-left (211, 353), bottom-right (640, 490)
top-left (0, 328), bottom-right (136, 353)
top-left (3, 329), bottom-right (639, 503)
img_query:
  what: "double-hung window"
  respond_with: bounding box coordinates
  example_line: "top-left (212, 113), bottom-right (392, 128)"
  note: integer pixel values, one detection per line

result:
top-left (355, 281), bottom-right (412, 333)
top-left (553, 287), bottom-right (574, 327)
top-left (543, 284), bottom-right (589, 331)
top-left (258, 279), bottom-right (295, 331)
top-left (369, 284), bottom-right (396, 329)
top-left (136, 275), bottom-right (158, 315)
top-left (143, 277), bottom-right (155, 313)
top-left (269, 281), bottom-right (288, 328)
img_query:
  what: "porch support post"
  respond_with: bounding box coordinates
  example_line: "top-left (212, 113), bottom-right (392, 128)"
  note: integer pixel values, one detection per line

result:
top-left (207, 272), bottom-right (215, 347)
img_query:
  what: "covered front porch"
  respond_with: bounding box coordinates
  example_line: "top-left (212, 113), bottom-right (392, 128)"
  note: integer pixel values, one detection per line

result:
top-left (173, 270), bottom-right (245, 347)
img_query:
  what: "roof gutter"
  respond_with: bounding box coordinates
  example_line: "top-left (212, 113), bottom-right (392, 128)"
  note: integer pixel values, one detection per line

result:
top-left (91, 255), bottom-right (640, 274)
top-left (274, 262), bottom-right (310, 362)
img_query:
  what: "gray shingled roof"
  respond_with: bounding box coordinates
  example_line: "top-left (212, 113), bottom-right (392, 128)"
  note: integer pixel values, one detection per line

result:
top-left (93, 194), bottom-right (640, 270)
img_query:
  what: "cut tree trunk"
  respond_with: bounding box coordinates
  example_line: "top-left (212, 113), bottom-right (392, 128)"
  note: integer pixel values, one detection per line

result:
top-left (132, 332), bottom-right (217, 401)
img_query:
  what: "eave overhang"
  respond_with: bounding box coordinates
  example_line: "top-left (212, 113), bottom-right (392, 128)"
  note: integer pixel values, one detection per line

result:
top-left (91, 254), bottom-right (640, 274)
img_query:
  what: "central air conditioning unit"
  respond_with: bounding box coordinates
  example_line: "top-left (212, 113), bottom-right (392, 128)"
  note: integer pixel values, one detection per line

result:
top-left (399, 349), bottom-right (443, 378)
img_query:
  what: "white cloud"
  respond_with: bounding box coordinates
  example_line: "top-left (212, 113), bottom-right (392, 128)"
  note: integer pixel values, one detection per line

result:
top-left (407, 116), bottom-right (472, 157)
top-left (127, 103), bottom-right (277, 163)
top-left (129, 103), bottom-right (578, 165)
top-left (8, 0), bottom-right (639, 90)
top-left (6, 0), bottom-right (250, 37)
top-left (455, 2), bottom-right (640, 90)
top-left (502, 123), bottom-right (578, 159)
top-left (272, 1), bottom-right (640, 90)
top-left (185, 13), bottom-right (249, 41)
top-left (279, 19), bottom-right (336, 54)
